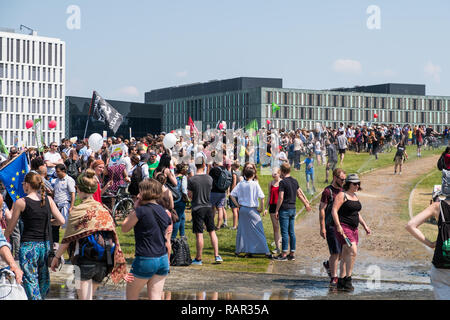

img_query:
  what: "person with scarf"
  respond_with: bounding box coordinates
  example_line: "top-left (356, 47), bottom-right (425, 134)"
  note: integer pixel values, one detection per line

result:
top-left (50, 169), bottom-right (127, 300)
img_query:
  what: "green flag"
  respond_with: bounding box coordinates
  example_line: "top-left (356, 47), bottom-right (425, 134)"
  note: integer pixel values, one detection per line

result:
top-left (0, 136), bottom-right (8, 157)
top-left (245, 119), bottom-right (259, 144)
top-left (272, 102), bottom-right (280, 113)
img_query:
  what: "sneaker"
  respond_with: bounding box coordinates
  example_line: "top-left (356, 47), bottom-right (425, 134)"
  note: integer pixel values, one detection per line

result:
top-left (287, 255), bottom-right (295, 261)
top-left (329, 277), bottom-right (338, 291)
top-left (323, 261), bottom-right (331, 278)
top-left (343, 276), bottom-right (354, 292)
top-left (215, 255), bottom-right (223, 264)
top-left (274, 255), bottom-right (288, 261)
top-left (399, 172), bottom-right (402, 175)
top-left (191, 259), bottom-right (202, 266)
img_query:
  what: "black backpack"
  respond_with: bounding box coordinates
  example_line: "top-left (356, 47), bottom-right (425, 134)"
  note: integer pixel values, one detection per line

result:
top-left (214, 167), bottom-right (233, 192)
top-left (324, 187), bottom-right (337, 226)
top-left (129, 163), bottom-right (144, 196)
top-left (66, 159), bottom-right (80, 180)
top-left (437, 202), bottom-right (450, 267)
top-left (437, 154), bottom-right (446, 171)
top-left (170, 236), bottom-right (192, 266)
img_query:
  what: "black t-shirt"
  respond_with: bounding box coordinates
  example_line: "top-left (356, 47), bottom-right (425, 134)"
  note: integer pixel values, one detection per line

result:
top-left (209, 166), bottom-right (225, 194)
top-left (188, 174), bottom-right (213, 211)
top-left (395, 145), bottom-right (406, 158)
top-left (134, 203), bottom-right (171, 258)
top-left (279, 176), bottom-right (299, 211)
top-left (426, 127), bottom-right (433, 137)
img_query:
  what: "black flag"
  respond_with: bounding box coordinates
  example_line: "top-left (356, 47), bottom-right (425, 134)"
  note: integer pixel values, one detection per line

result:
top-left (91, 91), bottom-right (123, 134)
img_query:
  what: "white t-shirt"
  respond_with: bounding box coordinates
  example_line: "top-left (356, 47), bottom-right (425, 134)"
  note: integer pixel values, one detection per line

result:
top-left (230, 180), bottom-right (265, 208)
top-left (44, 151), bottom-right (62, 176)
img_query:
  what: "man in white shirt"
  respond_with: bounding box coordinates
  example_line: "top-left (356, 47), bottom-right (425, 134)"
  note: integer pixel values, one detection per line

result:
top-left (337, 131), bottom-right (348, 166)
top-left (44, 142), bottom-right (63, 178)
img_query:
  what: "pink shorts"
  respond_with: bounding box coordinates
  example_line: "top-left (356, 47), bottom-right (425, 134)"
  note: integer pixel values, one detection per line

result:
top-left (335, 223), bottom-right (359, 246)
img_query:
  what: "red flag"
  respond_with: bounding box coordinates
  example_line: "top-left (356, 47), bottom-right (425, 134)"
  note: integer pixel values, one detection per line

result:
top-left (188, 116), bottom-right (199, 135)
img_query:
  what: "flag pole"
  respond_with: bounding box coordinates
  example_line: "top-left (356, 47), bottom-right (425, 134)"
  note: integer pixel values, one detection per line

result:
top-left (83, 91), bottom-right (95, 141)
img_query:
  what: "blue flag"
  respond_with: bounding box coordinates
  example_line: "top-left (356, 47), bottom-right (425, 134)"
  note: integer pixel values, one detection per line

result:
top-left (0, 153), bottom-right (29, 202)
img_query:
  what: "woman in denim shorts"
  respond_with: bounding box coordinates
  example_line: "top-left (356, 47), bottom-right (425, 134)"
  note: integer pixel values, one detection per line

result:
top-left (122, 179), bottom-right (172, 300)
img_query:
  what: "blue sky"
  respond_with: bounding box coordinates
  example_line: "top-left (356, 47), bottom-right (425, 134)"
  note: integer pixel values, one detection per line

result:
top-left (1, 0), bottom-right (449, 102)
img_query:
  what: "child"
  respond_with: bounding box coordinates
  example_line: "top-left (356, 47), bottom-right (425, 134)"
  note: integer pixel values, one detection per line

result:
top-left (302, 153), bottom-right (316, 194)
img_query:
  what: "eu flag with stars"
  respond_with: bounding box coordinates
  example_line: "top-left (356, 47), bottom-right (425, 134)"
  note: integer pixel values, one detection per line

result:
top-left (0, 152), bottom-right (29, 202)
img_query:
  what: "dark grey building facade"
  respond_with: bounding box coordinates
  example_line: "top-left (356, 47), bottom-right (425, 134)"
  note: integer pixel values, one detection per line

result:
top-left (145, 77), bottom-right (449, 133)
top-left (65, 96), bottom-right (162, 138)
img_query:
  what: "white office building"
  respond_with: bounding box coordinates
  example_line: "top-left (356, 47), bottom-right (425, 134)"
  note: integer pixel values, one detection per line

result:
top-left (0, 27), bottom-right (65, 148)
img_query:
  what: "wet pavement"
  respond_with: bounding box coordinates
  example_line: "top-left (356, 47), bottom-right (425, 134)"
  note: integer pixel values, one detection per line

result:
top-left (48, 263), bottom-right (434, 300)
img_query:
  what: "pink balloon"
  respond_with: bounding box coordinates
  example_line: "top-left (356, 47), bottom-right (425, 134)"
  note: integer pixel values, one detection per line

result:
top-left (219, 123), bottom-right (224, 130)
top-left (26, 120), bottom-right (34, 129)
top-left (49, 120), bottom-right (57, 129)
top-left (267, 120), bottom-right (271, 125)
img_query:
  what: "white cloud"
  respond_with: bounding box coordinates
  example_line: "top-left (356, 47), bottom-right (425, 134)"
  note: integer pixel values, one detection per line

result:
top-left (116, 86), bottom-right (139, 97)
top-left (424, 61), bottom-right (441, 83)
top-left (176, 71), bottom-right (188, 78)
top-left (332, 59), bottom-right (362, 75)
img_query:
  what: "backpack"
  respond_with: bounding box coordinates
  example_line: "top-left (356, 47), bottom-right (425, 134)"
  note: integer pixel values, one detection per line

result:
top-left (214, 167), bottom-right (233, 192)
top-left (166, 181), bottom-right (182, 202)
top-left (324, 187), bottom-right (336, 226)
top-left (173, 176), bottom-right (184, 204)
top-left (442, 169), bottom-right (450, 197)
top-left (129, 163), bottom-right (144, 196)
top-left (77, 231), bottom-right (116, 270)
top-left (438, 202), bottom-right (450, 266)
top-left (437, 154), bottom-right (446, 171)
top-left (170, 236), bottom-right (192, 266)
top-left (66, 159), bottom-right (79, 180)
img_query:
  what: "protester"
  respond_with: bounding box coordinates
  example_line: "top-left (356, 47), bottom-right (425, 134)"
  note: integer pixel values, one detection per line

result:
top-left (44, 142), bottom-right (63, 178)
top-left (319, 168), bottom-right (346, 291)
top-left (274, 163), bottom-right (312, 261)
top-left (394, 141), bottom-right (408, 175)
top-left (50, 169), bottom-right (127, 300)
top-left (0, 227), bottom-right (23, 284)
top-left (5, 172), bottom-right (65, 300)
top-left (187, 156), bottom-right (222, 265)
top-left (230, 166), bottom-right (271, 258)
top-left (264, 167), bottom-right (282, 255)
top-left (325, 139), bottom-right (338, 184)
top-left (302, 152), bottom-right (316, 194)
top-left (337, 131), bottom-right (347, 166)
top-left (121, 179), bottom-right (172, 300)
top-left (172, 163), bottom-right (189, 239)
top-left (52, 164), bottom-right (76, 250)
top-left (65, 149), bottom-right (81, 181)
top-left (209, 161), bottom-right (229, 229)
top-left (331, 174), bottom-right (371, 292)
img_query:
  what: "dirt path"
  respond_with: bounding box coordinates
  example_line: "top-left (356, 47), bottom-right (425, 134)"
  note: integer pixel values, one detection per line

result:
top-left (270, 154), bottom-right (441, 283)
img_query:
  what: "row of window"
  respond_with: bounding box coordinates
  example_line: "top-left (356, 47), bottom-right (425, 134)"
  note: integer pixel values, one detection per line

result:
top-left (0, 36), bottom-right (64, 67)
top-left (264, 119), bottom-right (447, 134)
top-left (0, 80), bottom-right (63, 99)
top-left (0, 97), bottom-right (63, 114)
top-left (0, 63), bottom-right (63, 83)
top-left (0, 114), bottom-right (63, 132)
top-left (0, 129), bottom-right (62, 148)
top-left (266, 91), bottom-right (449, 111)
top-left (266, 105), bottom-right (448, 125)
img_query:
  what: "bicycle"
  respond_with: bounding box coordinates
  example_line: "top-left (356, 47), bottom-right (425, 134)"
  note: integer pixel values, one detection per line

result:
top-left (101, 184), bottom-right (135, 226)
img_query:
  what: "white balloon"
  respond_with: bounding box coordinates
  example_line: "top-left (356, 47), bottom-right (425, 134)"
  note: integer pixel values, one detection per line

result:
top-left (163, 133), bottom-right (177, 149)
top-left (88, 133), bottom-right (103, 152)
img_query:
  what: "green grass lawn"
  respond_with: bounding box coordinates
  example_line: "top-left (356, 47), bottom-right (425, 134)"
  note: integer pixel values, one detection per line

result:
top-left (62, 145), bottom-right (444, 272)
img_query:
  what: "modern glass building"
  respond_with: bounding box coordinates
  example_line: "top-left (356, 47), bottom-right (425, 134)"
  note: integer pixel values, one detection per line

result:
top-left (66, 96), bottom-right (162, 139)
top-left (145, 77), bottom-right (449, 133)
top-left (0, 27), bottom-right (65, 147)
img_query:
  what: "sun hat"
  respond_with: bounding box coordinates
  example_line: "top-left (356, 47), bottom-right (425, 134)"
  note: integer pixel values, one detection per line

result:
top-left (346, 173), bottom-right (361, 184)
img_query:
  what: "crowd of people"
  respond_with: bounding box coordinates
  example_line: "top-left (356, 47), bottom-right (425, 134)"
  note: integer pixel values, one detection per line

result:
top-left (0, 121), bottom-right (449, 300)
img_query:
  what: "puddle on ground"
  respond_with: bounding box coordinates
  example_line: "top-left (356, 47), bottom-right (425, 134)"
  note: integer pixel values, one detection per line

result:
top-left (46, 279), bottom-right (433, 300)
